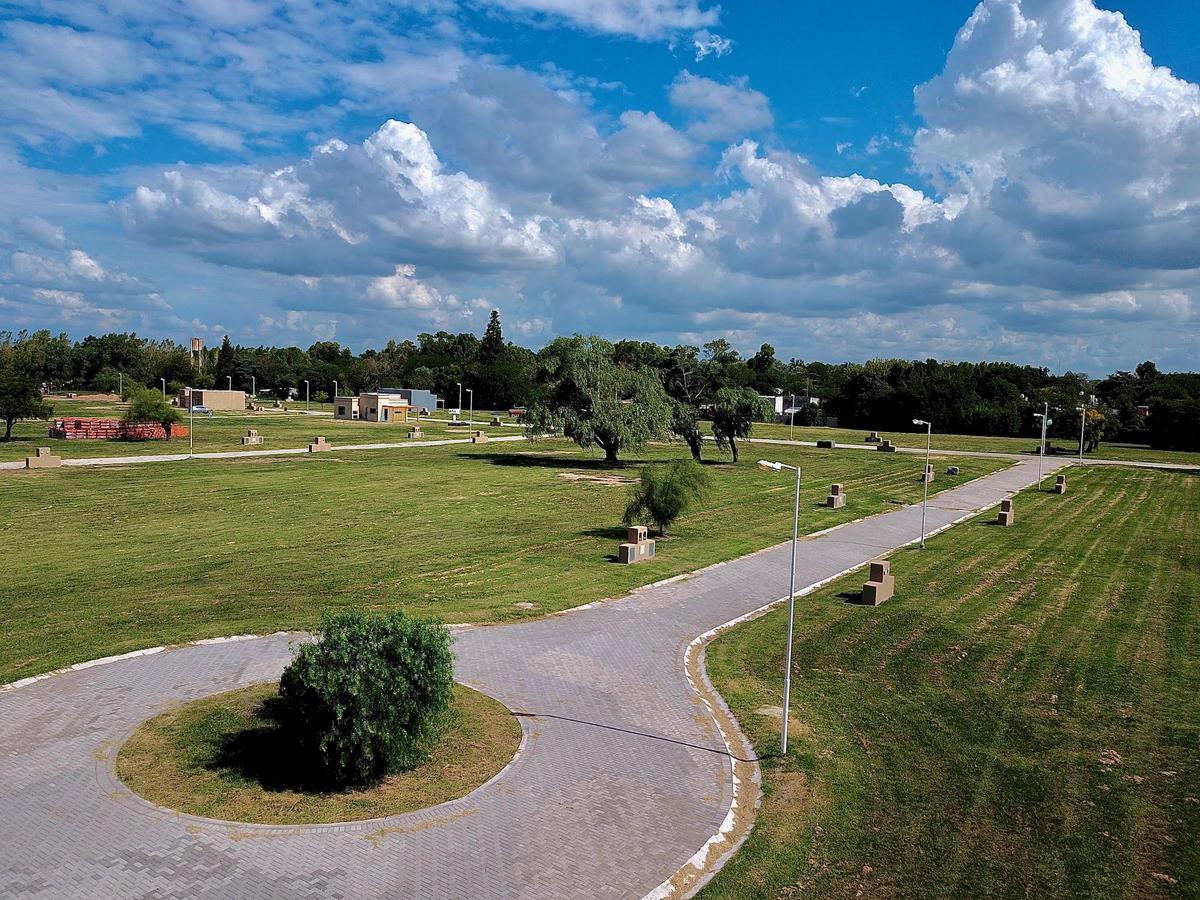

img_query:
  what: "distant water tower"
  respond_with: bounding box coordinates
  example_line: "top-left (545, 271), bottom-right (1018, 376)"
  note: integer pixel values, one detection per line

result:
top-left (190, 337), bottom-right (205, 372)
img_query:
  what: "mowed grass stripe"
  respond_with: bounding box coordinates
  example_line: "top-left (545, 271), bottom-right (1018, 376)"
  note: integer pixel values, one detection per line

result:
top-left (702, 466), bottom-right (1198, 900)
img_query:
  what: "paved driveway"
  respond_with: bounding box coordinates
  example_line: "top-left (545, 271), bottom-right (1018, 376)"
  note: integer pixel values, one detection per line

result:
top-left (0, 460), bottom-right (1052, 898)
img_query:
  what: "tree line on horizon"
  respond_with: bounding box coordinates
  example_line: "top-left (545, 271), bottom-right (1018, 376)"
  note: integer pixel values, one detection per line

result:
top-left (2, 311), bottom-right (1198, 452)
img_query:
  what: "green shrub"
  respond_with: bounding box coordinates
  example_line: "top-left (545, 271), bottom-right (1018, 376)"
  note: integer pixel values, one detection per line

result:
top-left (623, 458), bottom-right (713, 536)
top-left (123, 386), bottom-right (182, 438)
top-left (278, 610), bottom-right (454, 788)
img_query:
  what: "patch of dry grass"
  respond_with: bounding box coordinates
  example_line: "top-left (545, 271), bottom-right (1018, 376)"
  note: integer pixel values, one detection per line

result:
top-left (116, 682), bottom-right (520, 824)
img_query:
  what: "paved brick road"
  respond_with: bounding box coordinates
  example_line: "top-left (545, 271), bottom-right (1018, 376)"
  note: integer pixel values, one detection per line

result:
top-left (0, 460), bottom-right (1052, 898)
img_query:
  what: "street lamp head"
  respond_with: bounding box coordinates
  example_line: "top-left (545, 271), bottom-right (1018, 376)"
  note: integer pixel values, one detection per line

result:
top-left (757, 459), bottom-right (783, 472)
top-left (912, 418), bottom-right (929, 426)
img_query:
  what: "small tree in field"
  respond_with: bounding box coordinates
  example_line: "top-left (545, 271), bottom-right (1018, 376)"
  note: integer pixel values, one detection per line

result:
top-left (670, 400), bottom-right (704, 461)
top-left (623, 458), bottom-right (713, 536)
top-left (278, 610), bottom-right (454, 788)
top-left (124, 386), bottom-right (182, 438)
top-left (711, 386), bottom-right (770, 463)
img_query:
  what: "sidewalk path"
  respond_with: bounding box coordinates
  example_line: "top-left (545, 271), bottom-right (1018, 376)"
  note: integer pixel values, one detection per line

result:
top-left (0, 460), bottom-right (1056, 898)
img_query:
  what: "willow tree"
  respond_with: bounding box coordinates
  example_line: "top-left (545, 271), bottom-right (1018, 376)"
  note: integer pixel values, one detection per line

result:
top-left (524, 335), bottom-right (671, 465)
top-left (711, 386), bottom-right (770, 463)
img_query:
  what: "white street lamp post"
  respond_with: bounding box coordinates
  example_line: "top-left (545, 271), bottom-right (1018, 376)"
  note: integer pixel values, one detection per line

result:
top-left (466, 388), bottom-right (474, 431)
top-left (118, 372), bottom-right (123, 396)
top-left (1034, 403), bottom-right (1049, 490)
top-left (333, 381), bottom-right (338, 406)
top-left (913, 418), bottom-right (932, 548)
top-left (226, 375), bottom-right (232, 390)
top-left (456, 381), bottom-right (462, 421)
top-left (789, 404), bottom-right (796, 442)
top-left (187, 386), bottom-right (194, 456)
top-left (757, 458), bottom-right (802, 756)
top-left (304, 380), bottom-right (310, 412)
top-left (159, 378), bottom-right (166, 398)
top-left (251, 375), bottom-right (256, 398)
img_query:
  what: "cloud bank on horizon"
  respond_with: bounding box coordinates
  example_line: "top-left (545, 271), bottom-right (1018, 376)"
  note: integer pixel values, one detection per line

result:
top-left (0, 0), bottom-right (1197, 372)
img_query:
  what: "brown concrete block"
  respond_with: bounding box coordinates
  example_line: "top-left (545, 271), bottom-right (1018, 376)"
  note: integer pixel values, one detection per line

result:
top-left (816, 439), bottom-right (834, 448)
top-left (490, 416), bottom-right (503, 426)
top-left (409, 427), bottom-right (424, 439)
top-left (826, 493), bottom-right (846, 508)
top-left (308, 436), bottom-right (332, 452)
top-left (637, 539), bottom-right (656, 560)
top-left (862, 575), bottom-right (894, 606)
top-left (877, 440), bottom-right (896, 452)
top-left (617, 543), bottom-right (639, 564)
top-left (1000, 498), bottom-right (1013, 513)
top-left (25, 447), bottom-right (62, 469)
top-left (869, 560), bottom-right (890, 582)
top-left (830, 483), bottom-right (843, 496)
top-left (865, 431), bottom-right (881, 442)
top-left (920, 471), bottom-right (935, 483)
top-left (997, 510), bottom-right (1014, 527)
top-left (627, 525), bottom-right (648, 543)
top-left (1054, 474), bottom-right (1066, 494)
top-left (471, 431), bottom-right (489, 444)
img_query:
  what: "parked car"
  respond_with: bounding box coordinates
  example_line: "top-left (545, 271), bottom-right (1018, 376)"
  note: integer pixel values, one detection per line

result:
top-left (189, 405), bottom-right (214, 417)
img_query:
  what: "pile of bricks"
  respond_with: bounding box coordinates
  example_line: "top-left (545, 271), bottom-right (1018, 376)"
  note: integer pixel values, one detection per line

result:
top-left (49, 418), bottom-right (188, 440)
top-left (826, 483), bottom-right (846, 508)
top-left (862, 560), bottom-right (894, 606)
top-left (618, 525), bottom-right (656, 564)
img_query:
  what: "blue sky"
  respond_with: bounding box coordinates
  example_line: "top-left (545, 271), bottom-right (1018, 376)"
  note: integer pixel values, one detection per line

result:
top-left (1, 0), bottom-right (1198, 373)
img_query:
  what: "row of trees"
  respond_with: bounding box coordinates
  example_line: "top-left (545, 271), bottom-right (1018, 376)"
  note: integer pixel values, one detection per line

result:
top-left (2, 321), bottom-right (1197, 451)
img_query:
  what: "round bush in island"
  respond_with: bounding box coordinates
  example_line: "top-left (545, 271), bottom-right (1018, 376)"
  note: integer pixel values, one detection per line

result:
top-left (278, 610), bottom-right (456, 788)
top-left (116, 680), bottom-right (520, 825)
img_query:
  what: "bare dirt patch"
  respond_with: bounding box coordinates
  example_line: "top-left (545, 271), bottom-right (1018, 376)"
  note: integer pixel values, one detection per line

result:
top-left (557, 472), bottom-right (636, 486)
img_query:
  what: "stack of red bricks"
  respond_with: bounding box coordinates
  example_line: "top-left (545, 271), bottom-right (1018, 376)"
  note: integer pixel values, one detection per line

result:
top-left (49, 418), bottom-right (189, 440)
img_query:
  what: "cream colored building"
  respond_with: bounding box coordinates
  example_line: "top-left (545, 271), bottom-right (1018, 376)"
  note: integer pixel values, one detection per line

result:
top-left (335, 392), bottom-right (415, 423)
top-left (178, 388), bottom-right (246, 411)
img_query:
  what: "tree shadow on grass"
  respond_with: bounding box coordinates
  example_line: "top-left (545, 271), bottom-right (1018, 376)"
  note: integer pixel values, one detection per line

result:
top-left (206, 695), bottom-right (337, 794)
top-left (459, 451), bottom-right (635, 470)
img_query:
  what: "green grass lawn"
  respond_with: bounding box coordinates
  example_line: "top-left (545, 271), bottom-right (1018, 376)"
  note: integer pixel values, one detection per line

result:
top-left (0, 440), bottom-right (1007, 682)
top-left (702, 465), bottom-right (1199, 899)
top-left (745, 421), bottom-right (1200, 467)
top-left (0, 396), bottom-right (513, 462)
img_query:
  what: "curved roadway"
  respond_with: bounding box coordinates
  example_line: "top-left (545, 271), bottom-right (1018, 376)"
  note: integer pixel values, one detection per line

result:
top-left (1, 460), bottom-right (1052, 898)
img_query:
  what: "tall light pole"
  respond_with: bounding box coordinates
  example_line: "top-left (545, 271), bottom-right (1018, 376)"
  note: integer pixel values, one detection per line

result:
top-left (789, 403), bottom-right (796, 442)
top-left (333, 381), bottom-right (338, 405)
top-left (456, 382), bottom-right (462, 420)
top-left (118, 372), bottom-right (123, 396)
top-left (1076, 404), bottom-right (1086, 463)
top-left (304, 379), bottom-right (310, 412)
top-left (913, 418), bottom-right (932, 548)
top-left (226, 375), bottom-right (232, 390)
top-left (159, 377), bottom-right (166, 398)
top-left (251, 375), bottom-right (256, 398)
top-left (466, 388), bottom-right (474, 430)
top-left (1034, 403), bottom-right (1049, 490)
top-left (757, 459), bottom-right (802, 756)
top-left (186, 386), bottom-right (194, 457)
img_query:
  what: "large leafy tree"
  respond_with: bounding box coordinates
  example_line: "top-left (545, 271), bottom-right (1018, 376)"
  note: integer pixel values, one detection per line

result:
top-left (123, 386), bottom-right (183, 438)
top-left (710, 386), bottom-right (770, 463)
top-left (0, 333), bottom-right (55, 441)
top-left (524, 335), bottom-right (672, 464)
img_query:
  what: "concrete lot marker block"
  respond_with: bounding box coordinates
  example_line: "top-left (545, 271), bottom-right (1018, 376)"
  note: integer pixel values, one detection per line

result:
top-left (25, 447), bottom-right (62, 469)
top-left (946, 465), bottom-right (960, 475)
top-left (471, 431), bottom-right (489, 444)
top-left (240, 429), bottom-right (263, 446)
top-left (877, 440), bottom-right (896, 452)
top-left (308, 436), bottom-right (332, 452)
top-left (491, 416), bottom-right (503, 426)
top-left (920, 463), bottom-right (935, 483)
top-left (642, 539), bottom-right (655, 560)
top-left (627, 525), bottom-right (648, 543)
top-left (826, 483), bottom-right (846, 508)
top-left (617, 543), bottom-right (639, 564)
top-left (409, 426), bottom-right (424, 439)
top-left (865, 432), bottom-right (881, 442)
top-left (997, 497), bottom-right (1014, 526)
top-left (816, 439), bottom-right (834, 448)
top-left (862, 560), bottom-right (895, 606)
top-left (1054, 474), bottom-right (1067, 494)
